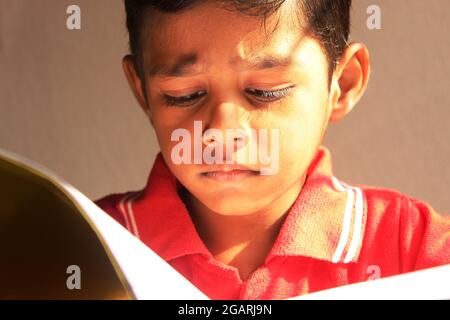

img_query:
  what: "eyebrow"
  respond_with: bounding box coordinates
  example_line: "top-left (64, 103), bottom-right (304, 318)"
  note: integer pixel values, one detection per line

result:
top-left (231, 54), bottom-right (294, 71)
top-left (149, 53), bottom-right (198, 77)
top-left (148, 52), bottom-right (294, 77)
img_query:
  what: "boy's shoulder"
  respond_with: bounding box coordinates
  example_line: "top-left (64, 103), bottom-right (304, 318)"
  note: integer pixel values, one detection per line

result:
top-left (357, 183), bottom-right (446, 222)
top-left (352, 183), bottom-right (448, 240)
top-left (353, 183), bottom-right (449, 270)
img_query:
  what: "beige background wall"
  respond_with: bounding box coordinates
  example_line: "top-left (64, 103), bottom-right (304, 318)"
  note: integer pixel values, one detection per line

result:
top-left (0, 0), bottom-right (449, 214)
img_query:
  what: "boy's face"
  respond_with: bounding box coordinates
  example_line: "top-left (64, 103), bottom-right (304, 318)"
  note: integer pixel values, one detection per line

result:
top-left (138, 3), bottom-right (336, 216)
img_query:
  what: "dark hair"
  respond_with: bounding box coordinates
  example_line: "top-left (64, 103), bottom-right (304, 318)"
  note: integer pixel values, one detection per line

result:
top-left (124, 0), bottom-right (352, 81)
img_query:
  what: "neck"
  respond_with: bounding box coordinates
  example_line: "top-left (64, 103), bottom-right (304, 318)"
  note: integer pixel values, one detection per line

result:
top-left (180, 174), bottom-right (306, 280)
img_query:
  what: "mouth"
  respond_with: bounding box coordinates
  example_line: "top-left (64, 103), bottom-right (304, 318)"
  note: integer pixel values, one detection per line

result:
top-left (200, 165), bottom-right (260, 182)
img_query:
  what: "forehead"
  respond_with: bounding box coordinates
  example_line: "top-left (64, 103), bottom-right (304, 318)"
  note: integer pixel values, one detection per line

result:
top-left (140, 2), bottom-right (319, 75)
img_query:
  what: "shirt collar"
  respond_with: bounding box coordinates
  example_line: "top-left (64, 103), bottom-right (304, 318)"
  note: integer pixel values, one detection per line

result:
top-left (127, 146), bottom-right (367, 264)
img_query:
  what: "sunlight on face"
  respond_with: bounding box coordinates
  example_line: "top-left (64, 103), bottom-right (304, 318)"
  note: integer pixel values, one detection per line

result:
top-left (141, 3), bottom-right (333, 215)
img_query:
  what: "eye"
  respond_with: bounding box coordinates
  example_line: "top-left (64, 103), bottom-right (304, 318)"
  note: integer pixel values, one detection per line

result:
top-left (245, 86), bottom-right (295, 103)
top-left (163, 90), bottom-right (207, 107)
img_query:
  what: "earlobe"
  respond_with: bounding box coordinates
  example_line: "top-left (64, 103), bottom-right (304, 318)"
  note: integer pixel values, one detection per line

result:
top-left (329, 42), bottom-right (370, 123)
top-left (122, 55), bottom-right (150, 113)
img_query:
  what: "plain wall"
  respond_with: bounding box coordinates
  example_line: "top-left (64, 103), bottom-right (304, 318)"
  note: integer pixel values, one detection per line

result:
top-left (0, 0), bottom-right (448, 214)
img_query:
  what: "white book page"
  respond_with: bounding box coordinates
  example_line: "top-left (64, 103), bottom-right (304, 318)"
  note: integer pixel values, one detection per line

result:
top-left (290, 264), bottom-right (450, 300)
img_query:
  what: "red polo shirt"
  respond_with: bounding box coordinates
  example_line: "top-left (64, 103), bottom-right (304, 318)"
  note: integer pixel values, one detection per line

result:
top-left (95, 146), bottom-right (450, 299)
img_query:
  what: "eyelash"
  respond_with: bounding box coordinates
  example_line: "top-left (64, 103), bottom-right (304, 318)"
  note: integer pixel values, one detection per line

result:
top-left (162, 86), bottom-right (295, 107)
top-left (163, 90), bottom-right (207, 107)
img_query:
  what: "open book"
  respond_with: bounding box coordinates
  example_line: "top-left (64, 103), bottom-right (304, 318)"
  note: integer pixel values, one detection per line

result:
top-left (0, 147), bottom-right (449, 300)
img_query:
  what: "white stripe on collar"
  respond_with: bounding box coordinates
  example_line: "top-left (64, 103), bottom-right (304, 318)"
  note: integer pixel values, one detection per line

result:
top-left (119, 192), bottom-right (141, 239)
top-left (127, 192), bottom-right (141, 239)
top-left (119, 193), bottom-right (132, 232)
top-left (343, 184), bottom-right (364, 263)
top-left (331, 177), bottom-right (365, 264)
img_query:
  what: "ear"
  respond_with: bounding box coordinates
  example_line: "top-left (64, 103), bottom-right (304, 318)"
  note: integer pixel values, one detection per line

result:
top-left (122, 55), bottom-right (154, 124)
top-left (328, 42), bottom-right (370, 123)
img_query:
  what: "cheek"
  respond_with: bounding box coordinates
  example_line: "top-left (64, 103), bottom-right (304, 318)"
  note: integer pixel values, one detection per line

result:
top-left (153, 125), bottom-right (172, 160)
top-left (151, 119), bottom-right (202, 185)
top-left (275, 91), bottom-right (329, 166)
top-left (150, 113), bottom-right (185, 156)
top-left (285, 86), bottom-right (328, 135)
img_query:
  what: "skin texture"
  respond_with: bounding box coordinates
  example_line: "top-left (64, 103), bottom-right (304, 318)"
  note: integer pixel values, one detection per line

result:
top-left (123, 2), bottom-right (370, 280)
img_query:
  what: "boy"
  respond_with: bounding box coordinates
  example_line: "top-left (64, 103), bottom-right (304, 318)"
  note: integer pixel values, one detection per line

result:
top-left (95, 0), bottom-right (450, 299)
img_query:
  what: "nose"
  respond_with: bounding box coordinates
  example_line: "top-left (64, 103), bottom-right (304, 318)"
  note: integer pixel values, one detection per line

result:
top-left (202, 102), bottom-right (251, 155)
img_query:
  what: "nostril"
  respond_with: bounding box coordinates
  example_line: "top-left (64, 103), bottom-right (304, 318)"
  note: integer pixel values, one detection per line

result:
top-left (202, 126), bottom-right (251, 146)
top-left (205, 137), bottom-right (215, 144)
top-left (233, 134), bottom-right (248, 144)
top-left (203, 131), bottom-right (222, 146)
